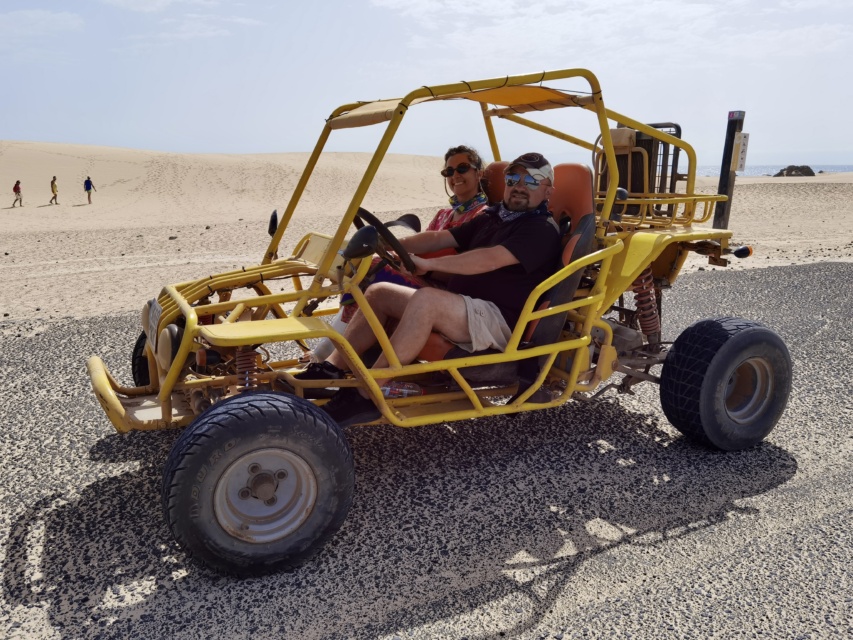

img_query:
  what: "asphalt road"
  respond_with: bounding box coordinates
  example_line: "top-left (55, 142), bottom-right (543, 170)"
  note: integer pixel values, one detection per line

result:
top-left (1, 262), bottom-right (851, 639)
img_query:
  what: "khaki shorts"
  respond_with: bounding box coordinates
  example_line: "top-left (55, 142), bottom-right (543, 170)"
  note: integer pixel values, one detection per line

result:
top-left (446, 295), bottom-right (512, 353)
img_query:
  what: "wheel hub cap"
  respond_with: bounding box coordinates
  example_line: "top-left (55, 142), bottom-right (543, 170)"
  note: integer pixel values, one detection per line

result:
top-left (213, 448), bottom-right (318, 544)
top-left (725, 356), bottom-right (774, 424)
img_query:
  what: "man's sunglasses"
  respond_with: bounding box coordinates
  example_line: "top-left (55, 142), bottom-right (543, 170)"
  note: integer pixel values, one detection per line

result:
top-left (440, 163), bottom-right (475, 177)
top-left (505, 173), bottom-right (543, 190)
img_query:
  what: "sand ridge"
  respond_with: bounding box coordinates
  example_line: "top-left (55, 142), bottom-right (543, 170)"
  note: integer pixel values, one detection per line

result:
top-left (1, 140), bottom-right (852, 320)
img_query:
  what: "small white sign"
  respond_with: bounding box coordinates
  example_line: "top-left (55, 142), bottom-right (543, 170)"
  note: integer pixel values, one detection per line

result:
top-left (732, 132), bottom-right (749, 172)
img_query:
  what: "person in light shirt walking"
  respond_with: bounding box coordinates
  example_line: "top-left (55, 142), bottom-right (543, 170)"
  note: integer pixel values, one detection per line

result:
top-left (12, 180), bottom-right (23, 207)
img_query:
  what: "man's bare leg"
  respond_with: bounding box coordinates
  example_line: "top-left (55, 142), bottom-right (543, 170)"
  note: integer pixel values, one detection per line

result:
top-left (326, 284), bottom-right (470, 373)
top-left (372, 287), bottom-right (470, 368)
top-left (318, 284), bottom-right (473, 423)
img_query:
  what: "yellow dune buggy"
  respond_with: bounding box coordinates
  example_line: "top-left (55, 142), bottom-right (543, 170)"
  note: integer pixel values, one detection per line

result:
top-left (86, 68), bottom-right (792, 576)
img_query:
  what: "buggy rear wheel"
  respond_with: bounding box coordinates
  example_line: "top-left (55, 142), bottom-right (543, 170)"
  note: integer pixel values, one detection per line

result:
top-left (660, 317), bottom-right (792, 451)
top-left (161, 392), bottom-right (354, 576)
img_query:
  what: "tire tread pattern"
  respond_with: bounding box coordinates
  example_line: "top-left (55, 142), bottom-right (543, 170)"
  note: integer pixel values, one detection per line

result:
top-left (660, 316), bottom-right (761, 445)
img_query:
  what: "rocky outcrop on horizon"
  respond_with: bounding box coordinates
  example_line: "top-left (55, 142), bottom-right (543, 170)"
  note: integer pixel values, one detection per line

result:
top-left (774, 165), bottom-right (816, 177)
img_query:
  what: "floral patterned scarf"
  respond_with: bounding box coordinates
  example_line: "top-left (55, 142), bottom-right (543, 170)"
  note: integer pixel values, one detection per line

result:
top-left (451, 191), bottom-right (488, 216)
top-left (429, 191), bottom-right (488, 230)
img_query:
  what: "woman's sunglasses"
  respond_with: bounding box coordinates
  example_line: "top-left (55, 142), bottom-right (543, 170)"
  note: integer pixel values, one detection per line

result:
top-left (505, 173), bottom-right (543, 190)
top-left (440, 163), bottom-right (475, 178)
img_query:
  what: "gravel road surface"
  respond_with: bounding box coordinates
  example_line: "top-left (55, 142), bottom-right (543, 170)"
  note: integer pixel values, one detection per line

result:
top-left (1, 262), bottom-right (851, 639)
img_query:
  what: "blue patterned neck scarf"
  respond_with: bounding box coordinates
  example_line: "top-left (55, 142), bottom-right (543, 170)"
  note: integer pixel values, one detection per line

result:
top-left (449, 191), bottom-right (488, 216)
top-left (496, 200), bottom-right (551, 223)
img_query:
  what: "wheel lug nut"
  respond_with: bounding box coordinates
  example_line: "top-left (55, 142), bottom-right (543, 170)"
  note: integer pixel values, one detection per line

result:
top-left (275, 469), bottom-right (287, 480)
top-left (248, 463), bottom-right (261, 475)
top-left (238, 488), bottom-right (251, 500)
top-left (264, 496), bottom-right (277, 506)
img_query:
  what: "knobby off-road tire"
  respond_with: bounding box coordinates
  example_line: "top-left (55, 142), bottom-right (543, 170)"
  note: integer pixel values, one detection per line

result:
top-left (161, 392), bottom-right (354, 576)
top-left (131, 332), bottom-right (149, 387)
top-left (660, 317), bottom-right (792, 451)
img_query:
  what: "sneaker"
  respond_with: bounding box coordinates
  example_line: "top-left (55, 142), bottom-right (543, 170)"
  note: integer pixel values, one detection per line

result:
top-left (322, 388), bottom-right (380, 427)
top-left (294, 361), bottom-right (345, 380)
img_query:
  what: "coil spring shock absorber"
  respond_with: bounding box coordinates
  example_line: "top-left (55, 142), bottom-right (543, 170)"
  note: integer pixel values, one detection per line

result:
top-left (236, 346), bottom-right (260, 390)
top-left (632, 267), bottom-right (661, 346)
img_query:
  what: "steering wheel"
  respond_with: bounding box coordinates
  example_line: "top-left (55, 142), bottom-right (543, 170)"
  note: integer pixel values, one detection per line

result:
top-left (353, 207), bottom-right (418, 275)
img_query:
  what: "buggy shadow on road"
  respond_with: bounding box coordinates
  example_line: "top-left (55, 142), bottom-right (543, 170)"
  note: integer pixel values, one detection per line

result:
top-left (3, 399), bottom-right (797, 639)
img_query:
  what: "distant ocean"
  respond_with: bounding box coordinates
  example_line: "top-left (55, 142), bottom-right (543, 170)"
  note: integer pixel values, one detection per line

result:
top-left (695, 164), bottom-right (853, 177)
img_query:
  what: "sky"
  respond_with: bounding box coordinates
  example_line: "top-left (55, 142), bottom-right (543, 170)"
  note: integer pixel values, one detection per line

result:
top-left (1, 0), bottom-right (852, 166)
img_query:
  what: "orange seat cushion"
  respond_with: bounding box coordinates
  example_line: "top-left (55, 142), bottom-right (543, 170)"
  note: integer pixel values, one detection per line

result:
top-left (418, 331), bottom-right (455, 361)
top-left (482, 161), bottom-right (509, 204)
top-left (549, 163), bottom-right (594, 230)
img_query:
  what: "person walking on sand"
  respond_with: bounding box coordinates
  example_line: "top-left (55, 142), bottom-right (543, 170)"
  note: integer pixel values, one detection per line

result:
top-left (83, 176), bottom-right (96, 204)
top-left (50, 176), bottom-right (59, 205)
top-left (12, 180), bottom-right (23, 207)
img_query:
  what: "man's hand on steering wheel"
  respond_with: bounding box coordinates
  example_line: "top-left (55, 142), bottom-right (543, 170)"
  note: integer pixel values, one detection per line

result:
top-left (406, 254), bottom-right (432, 277)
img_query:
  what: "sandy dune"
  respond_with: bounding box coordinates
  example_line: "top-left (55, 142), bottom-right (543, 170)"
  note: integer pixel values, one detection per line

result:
top-left (1, 140), bottom-right (851, 321)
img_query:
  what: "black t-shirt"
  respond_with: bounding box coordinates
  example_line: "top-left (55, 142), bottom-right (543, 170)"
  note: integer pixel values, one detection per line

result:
top-left (447, 208), bottom-right (561, 327)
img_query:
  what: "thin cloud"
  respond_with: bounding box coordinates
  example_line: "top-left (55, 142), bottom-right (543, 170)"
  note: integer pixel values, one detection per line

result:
top-left (101, 0), bottom-right (220, 12)
top-left (157, 18), bottom-right (230, 40)
top-left (0, 9), bottom-right (84, 56)
top-left (123, 12), bottom-right (261, 45)
top-left (373, 0), bottom-right (850, 74)
top-left (183, 13), bottom-right (263, 27)
top-left (0, 9), bottom-right (84, 40)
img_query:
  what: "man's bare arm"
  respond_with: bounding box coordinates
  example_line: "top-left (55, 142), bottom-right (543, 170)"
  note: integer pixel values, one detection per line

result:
top-left (410, 245), bottom-right (518, 276)
top-left (398, 230), bottom-right (458, 254)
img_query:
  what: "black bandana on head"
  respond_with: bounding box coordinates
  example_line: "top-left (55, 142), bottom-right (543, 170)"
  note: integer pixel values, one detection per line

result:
top-left (496, 200), bottom-right (551, 223)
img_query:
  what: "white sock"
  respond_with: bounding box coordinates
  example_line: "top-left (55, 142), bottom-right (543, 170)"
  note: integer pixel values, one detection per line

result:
top-left (309, 309), bottom-right (349, 362)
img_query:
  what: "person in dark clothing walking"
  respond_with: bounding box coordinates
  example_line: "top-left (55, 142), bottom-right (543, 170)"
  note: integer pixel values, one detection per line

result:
top-left (84, 176), bottom-right (97, 204)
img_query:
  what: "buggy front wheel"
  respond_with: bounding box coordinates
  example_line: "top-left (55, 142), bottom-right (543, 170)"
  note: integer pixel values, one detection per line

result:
top-left (161, 392), bottom-right (354, 576)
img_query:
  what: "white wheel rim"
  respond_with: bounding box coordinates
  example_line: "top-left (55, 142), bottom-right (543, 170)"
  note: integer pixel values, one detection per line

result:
top-left (213, 448), bottom-right (318, 544)
top-left (725, 356), bottom-right (774, 424)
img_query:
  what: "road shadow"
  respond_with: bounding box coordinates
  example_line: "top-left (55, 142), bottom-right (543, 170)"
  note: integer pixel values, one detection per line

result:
top-left (3, 400), bottom-right (798, 639)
